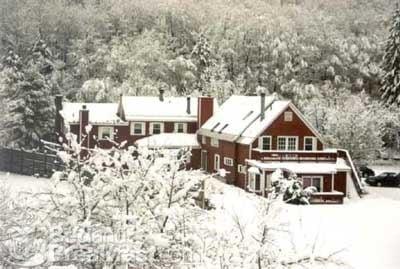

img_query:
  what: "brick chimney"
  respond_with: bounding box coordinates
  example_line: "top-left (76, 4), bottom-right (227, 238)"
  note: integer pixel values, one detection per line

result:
top-left (197, 96), bottom-right (214, 129)
top-left (186, 96), bottom-right (191, 114)
top-left (79, 105), bottom-right (89, 147)
top-left (260, 91), bottom-right (266, 121)
top-left (159, 88), bottom-right (165, 102)
top-left (55, 95), bottom-right (63, 139)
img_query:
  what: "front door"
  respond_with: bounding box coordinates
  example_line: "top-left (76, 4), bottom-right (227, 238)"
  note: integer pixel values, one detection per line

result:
top-left (214, 154), bottom-right (220, 172)
top-left (201, 150), bottom-right (208, 171)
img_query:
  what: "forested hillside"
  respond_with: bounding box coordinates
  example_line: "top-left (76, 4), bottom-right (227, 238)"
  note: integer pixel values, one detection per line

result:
top-left (0, 0), bottom-right (399, 160)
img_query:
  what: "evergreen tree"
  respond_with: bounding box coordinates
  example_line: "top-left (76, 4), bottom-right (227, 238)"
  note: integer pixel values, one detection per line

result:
top-left (1, 41), bottom-right (54, 148)
top-left (381, 6), bottom-right (400, 105)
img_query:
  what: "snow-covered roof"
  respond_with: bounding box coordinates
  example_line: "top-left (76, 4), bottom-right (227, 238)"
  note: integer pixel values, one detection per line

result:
top-left (198, 95), bottom-right (324, 145)
top-left (60, 103), bottom-right (126, 125)
top-left (198, 95), bottom-right (291, 143)
top-left (121, 96), bottom-right (199, 122)
top-left (135, 133), bottom-right (200, 149)
top-left (246, 158), bottom-right (351, 174)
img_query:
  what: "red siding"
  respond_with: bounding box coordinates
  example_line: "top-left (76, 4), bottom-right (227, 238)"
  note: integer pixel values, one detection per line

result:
top-left (334, 172), bottom-right (347, 194)
top-left (252, 107), bottom-right (323, 150)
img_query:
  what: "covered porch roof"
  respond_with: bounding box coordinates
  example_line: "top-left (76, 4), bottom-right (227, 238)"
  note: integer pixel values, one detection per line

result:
top-left (135, 133), bottom-right (201, 149)
top-left (246, 158), bottom-right (351, 174)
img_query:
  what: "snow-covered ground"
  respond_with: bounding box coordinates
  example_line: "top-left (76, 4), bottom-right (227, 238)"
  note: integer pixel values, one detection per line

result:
top-left (2, 171), bottom-right (400, 269)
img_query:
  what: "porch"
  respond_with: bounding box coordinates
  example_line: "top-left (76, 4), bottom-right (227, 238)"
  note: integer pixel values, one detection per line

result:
top-left (245, 158), bottom-right (350, 204)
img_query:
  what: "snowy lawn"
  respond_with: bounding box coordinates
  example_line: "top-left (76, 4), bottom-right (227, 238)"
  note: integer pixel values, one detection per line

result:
top-left (2, 172), bottom-right (400, 269)
top-left (208, 177), bottom-right (400, 269)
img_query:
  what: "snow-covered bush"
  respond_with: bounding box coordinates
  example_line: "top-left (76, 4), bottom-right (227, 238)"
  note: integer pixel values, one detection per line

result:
top-left (271, 169), bottom-right (316, 205)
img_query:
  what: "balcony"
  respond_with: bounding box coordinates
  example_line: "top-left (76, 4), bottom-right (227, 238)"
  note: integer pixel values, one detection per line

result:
top-left (252, 150), bottom-right (337, 163)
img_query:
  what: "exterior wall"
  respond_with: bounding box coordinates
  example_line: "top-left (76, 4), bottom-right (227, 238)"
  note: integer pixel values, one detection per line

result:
top-left (189, 148), bottom-right (201, 170)
top-left (251, 107), bottom-right (323, 151)
top-left (235, 144), bottom-right (250, 189)
top-left (200, 136), bottom-right (237, 184)
top-left (334, 171), bottom-right (347, 194)
top-left (69, 121), bottom-right (197, 148)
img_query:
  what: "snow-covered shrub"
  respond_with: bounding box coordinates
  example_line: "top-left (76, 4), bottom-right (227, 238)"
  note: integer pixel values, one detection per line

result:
top-left (271, 169), bottom-right (316, 205)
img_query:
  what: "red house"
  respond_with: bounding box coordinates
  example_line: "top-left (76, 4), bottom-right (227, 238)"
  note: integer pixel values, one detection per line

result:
top-left (56, 91), bottom-right (363, 203)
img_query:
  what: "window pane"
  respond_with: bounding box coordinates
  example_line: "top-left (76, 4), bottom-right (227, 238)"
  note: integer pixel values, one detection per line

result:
top-left (277, 137), bottom-right (286, 150)
top-left (153, 124), bottom-right (161, 134)
top-left (255, 174), bottom-right (261, 190)
top-left (303, 178), bottom-right (311, 188)
top-left (304, 138), bottom-right (313, 151)
top-left (287, 137), bottom-right (297, 150)
top-left (262, 137), bottom-right (271, 150)
top-left (134, 123), bottom-right (142, 134)
top-left (312, 178), bottom-right (322, 192)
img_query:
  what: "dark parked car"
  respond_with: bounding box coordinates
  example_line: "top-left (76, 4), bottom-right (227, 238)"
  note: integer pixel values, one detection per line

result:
top-left (359, 165), bottom-right (375, 178)
top-left (365, 172), bottom-right (400, 187)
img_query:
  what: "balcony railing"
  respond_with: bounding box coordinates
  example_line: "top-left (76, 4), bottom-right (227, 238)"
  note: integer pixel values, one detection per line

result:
top-left (253, 150), bottom-right (337, 163)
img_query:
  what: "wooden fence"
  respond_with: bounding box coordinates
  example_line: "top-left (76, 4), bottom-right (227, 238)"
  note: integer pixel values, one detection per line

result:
top-left (0, 147), bottom-right (64, 177)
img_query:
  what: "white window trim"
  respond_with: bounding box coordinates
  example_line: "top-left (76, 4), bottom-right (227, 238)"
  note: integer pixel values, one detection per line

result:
top-left (130, 122), bottom-right (146, 136)
top-left (277, 136), bottom-right (298, 151)
top-left (249, 173), bottom-right (262, 192)
top-left (174, 122), bottom-right (188, 133)
top-left (211, 138), bottom-right (219, 148)
top-left (304, 136), bottom-right (316, 151)
top-left (302, 176), bottom-right (323, 192)
top-left (259, 136), bottom-right (272, 151)
top-left (238, 164), bottom-right (247, 174)
top-left (223, 157), bottom-right (234, 167)
top-left (149, 122), bottom-right (164, 134)
top-left (201, 136), bottom-right (206, 144)
top-left (98, 126), bottom-right (114, 140)
top-left (214, 154), bottom-right (220, 171)
top-left (284, 111), bottom-right (293, 122)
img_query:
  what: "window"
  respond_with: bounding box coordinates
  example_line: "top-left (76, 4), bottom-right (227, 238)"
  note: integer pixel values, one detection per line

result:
top-left (98, 126), bottom-right (114, 140)
top-left (211, 138), bottom-right (219, 148)
top-left (238, 164), bottom-right (247, 174)
top-left (249, 173), bottom-right (261, 191)
top-left (302, 176), bottom-right (323, 192)
top-left (304, 137), bottom-right (316, 151)
top-left (277, 136), bottom-right (298, 151)
top-left (284, 111), bottom-right (293, 121)
top-left (201, 136), bottom-right (206, 144)
top-left (130, 122), bottom-right (145, 136)
top-left (174, 123), bottom-right (187, 133)
top-left (224, 157), bottom-right (234, 166)
top-left (150, 122), bottom-right (164, 134)
top-left (214, 154), bottom-right (220, 171)
top-left (259, 136), bottom-right (271, 150)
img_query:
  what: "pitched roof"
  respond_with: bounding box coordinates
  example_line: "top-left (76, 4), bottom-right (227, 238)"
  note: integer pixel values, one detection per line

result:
top-left (198, 95), bottom-right (324, 145)
top-left (121, 96), bottom-right (198, 122)
top-left (60, 103), bottom-right (125, 125)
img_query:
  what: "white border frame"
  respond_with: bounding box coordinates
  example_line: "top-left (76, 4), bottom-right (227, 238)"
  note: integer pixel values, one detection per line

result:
top-left (304, 136), bottom-right (316, 151)
top-left (224, 157), bottom-right (234, 167)
top-left (302, 175), bottom-right (324, 192)
top-left (130, 122), bottom-right (146, 136)
top-left (98, 126), bottom-right (114, 140)
top-left (174, 122), bottom-right (188, 133)
top-left (149, 122), bottom-right (164, 134)
top-left (259, 136), bottom-right (272, 150)
top-left (214, 154), bottom-right (220, 171)
top-left (277, 136), bottom-right (298, 151)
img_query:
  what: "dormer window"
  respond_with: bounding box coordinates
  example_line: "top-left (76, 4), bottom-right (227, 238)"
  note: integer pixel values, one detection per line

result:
top-left (284, 111), bottom-right (293, 122)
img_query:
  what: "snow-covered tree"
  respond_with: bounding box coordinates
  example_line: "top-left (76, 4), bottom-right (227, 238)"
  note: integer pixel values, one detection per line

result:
top-left (381, 6), bottom-right (400, 105)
